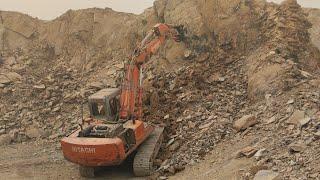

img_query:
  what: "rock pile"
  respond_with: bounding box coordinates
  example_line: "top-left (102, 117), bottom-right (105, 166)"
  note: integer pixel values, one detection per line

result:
top-left (142, 0), bottom-right (320, 178)
top-left (146, 54), bottom-right (248, 174)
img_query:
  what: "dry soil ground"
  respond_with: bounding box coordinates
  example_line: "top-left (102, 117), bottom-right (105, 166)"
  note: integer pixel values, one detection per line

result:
top-left (0, 141), bottom-right (135, 180)
top-left (0, 137), bottom-right (257, 180)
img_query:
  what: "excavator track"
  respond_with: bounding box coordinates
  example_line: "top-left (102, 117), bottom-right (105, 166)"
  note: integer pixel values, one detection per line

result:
top-left (133, 127), bottom-right (164, 177)
top-left (79, 166), bottom-right (95, 178)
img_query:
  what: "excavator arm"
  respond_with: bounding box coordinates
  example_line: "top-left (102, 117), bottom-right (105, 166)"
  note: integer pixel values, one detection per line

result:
top-left (119, 23), bottom-right (183, 121)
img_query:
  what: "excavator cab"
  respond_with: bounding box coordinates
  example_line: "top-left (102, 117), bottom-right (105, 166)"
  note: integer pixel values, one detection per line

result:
top-left (88, 88), bottom-right (120, 122)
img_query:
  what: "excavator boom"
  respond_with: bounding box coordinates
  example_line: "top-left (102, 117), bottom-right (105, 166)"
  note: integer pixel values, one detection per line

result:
top-left (119, 23), bottom-right (183, 121)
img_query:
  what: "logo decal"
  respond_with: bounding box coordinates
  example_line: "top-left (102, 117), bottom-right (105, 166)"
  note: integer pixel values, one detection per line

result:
top-left (72, 146), bottom-right (96, 154)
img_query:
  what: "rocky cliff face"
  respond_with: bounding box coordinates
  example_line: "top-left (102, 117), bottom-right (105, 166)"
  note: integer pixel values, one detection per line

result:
top-left (0, 8), bottom-right (147, 69)
top-left (0, 0), bottom-right (319, 70)
top-left (306, 8), bottom-right (320, 50)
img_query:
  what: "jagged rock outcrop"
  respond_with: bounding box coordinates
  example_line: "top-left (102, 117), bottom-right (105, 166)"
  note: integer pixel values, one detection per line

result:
top-left (305, 8), bottom-right (320, 50)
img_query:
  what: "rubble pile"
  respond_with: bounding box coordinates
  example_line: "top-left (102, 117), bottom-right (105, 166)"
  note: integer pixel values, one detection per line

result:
top-left (0, 59), bottom-right (83, 142)
top-left (143, 0), bottom-right (320, 178)
top-left (236, 77), bottom-right (320, 179)
top-left (146, 54), bottom-right (248, 174)
top-left (0, 49), bottom-right (127, 143)
top-left (0, 8), bottom-right (143, 143)
top-left (0, 0), bottom-right (319, 179)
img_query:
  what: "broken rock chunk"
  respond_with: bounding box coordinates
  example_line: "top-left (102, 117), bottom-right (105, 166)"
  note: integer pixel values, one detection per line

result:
top-left (233, 114), bottom-right (257, 132)
top-left (253, 170), bottom-right (279, 180)
top-left (0, 75), bottom-right (11, 84)
top-left (199, 122), bottom-right (213, 129)
top-left (184, 50), bottom-right (192, 58)
top-left (26, 126), bottom-right (43, 139)
top-left (88, 81), bottom-right (104, 89)
top-left (114, 62), bottom-right (124, 69)
top-left (5, 56), bottom-right (16, 66)
top-left (169, 141), bottom-right (180, 152)
top-left (6, 72), bottom-right (22, 82)
top-left (254, 148), bottom-right (267, 160)
top-left (0, 134), bottom-right (12, 145)
top-left (298, 117), bottom-right (311, 127)
top-left (265, 116), bottom-right (277, 124)
top-left (288, 143), bottom-right (306, 153)
top-left (33, 84), bottom-right (46, 90)
top-left (236, 146), bottom-right (258, 158)
top-left (287, 110), bottom-right (310, 127)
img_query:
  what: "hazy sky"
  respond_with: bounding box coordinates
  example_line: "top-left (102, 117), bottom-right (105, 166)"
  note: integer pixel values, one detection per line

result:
top-left (0, 0), bottom-right (319, 20)
top-left (0, 0), bottom-right (154, 20)
top-left (267, 0), bottom-right (320, 8)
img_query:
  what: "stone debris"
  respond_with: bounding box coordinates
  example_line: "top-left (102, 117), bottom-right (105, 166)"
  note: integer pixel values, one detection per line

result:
top-left (286, 99), bottom-right (295, 105)
top-left (298, 117), bottom-right (311, 127)
top-left (253, 170), bottom-right (279, 180)
top-left (265, 116), bottom-right (277, 124)
top-left (233, 115), bottom-right (257, 132)
top-left (0, 129), bottom-right (5, 135)
top-left (33, 84), bottom-right (46, 90)
top-left (287, 110), bottom-right (311, 127)
top-left (254, 148), bottom-right (267, 160)
top-left (199, 122), bottom-right (213, 130)
top-left (5, 72), bottom-right (22, 82)
top-left (288, 143), bottom-right (306, 153)
top-left (287, 110), bottom-right (305, 123)
top-left (26, 126), bottom-right (43, 139)
top-left (88, 81), bottom-right (104, 89)
top-left (169, 142), bottom-right (180, 152)
top-left (0, 134), bottom-right (12, 145)
top-left (0, 75), bottom-right (11, 84)
top-left (236, 146), bottom-right (258, 158)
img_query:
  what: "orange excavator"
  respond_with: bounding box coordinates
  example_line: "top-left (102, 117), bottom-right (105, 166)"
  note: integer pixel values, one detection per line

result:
top-left (60, 23), bottom-right (184, 177)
